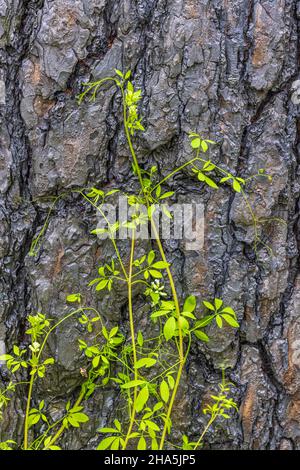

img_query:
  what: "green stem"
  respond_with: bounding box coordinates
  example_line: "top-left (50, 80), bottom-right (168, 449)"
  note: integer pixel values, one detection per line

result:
top-left (193, 416), bottom-right (215, 450)
top-left (45, 390), bottom-right (85, 449)
top-left (23, 371), bottom-right (35, 450)
top-left (120, 82), bottom-right (185, 450)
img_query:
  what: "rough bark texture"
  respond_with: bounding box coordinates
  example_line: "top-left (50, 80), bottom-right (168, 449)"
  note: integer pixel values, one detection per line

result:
top-left (0, 0), bottom-right (299, 450)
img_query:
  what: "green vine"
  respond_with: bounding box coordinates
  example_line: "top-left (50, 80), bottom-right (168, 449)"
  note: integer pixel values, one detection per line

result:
top-left (0, 69), bottom-right (275, 450)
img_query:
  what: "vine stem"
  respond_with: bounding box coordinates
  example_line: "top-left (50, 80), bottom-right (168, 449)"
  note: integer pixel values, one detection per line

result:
top-left (122, 229), bottom-right (137, 449)
top-left (45, 390), bottom-right (85, 449)
top-left (23, 372), bottom-right (35, 450)
top-left (120, 81), bottom-right (185, 449)
top-left (193, 416), bottom-right (215, 450)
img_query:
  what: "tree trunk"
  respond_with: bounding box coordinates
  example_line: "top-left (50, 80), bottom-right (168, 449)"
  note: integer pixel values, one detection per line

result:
top-left (0, 0), bottom-right (299, 449)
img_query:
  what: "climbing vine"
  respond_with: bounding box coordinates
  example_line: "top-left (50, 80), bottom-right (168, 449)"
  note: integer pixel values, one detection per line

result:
top-left (0, 70), bottom-right (273, 450)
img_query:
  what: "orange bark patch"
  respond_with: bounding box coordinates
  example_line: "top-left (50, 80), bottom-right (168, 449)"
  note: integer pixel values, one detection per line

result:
top-left (33, 96), bottom-right (55, 117)
top-left (52, 246), bottom-right (65, 278)
top-left (241, 383), bottom-right (256, 442)
top-left (31, 61), bottom-right (42, 85)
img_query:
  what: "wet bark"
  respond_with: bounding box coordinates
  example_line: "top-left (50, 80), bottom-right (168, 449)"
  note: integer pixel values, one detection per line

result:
top-left (0, 0), bottom-right (299, 449)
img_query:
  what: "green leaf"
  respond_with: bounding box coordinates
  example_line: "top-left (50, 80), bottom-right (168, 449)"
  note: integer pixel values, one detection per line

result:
top-left (145, 420), bottom-right (160, 431)
top-left (201, 140), bottom-right (208, 152)
top-left (203, 301), bottom-right (215, 311)
top-left (127, 81), bottom-right (134, 93)
top-left (155, 185), bottom-right (161, 198)
top-left (110, 437), bottom-right (120, 450)
top-left (149, 269), bottom-right (163, 279)
top-left (162, 205), bottom-right (172, 219)
top-left (151, 310), bottom-right (169, 319)
top-left (97, 436), bottom-right (117, 450)
top-left (220, 176), bottom-right (231, 183)
top-left (163, 317), bottom-right (176, 341)
top-left (183, 295), bottom-right (196, 313)
top-left (96, 279), bottom-right (109, 291)
top-left (214, 298), bottom-right (223, 310)
top-left (181, 311), bottom-right (196, 319)
top-left (232, 180), bottom-right (241, 192)
top-left (114, 419), bottom-right (121, 431)
top-left (135, 386), bottom-right (149, 412)
top-left (121, 380), bottom-right (146, 389)
top-left (137, 437), bottom-right (146, 450)
top-left (147, 250), bottom-right (155, 265)
top-left (71, 412), bottom-right (89, 423)
top-left (151, 438), bottom-right (159, 450)
top-left (167, 375), bottom-right (175, 389)
top-left (222, 314), bottom-right (240, 328)
top-left (204, 176), bottom-right (218, 189)
top-left (125, 70), bottom-right (131, 80)
top-left (191, 138), bottom-right (201, 149)
top-left (115, 69), bottom-right (124, 78)
top-left (160, 380), bottom-right (170, 403)
top-left (137, 331), bottom-right (144, 347)
top-left (135, 358), bottom-right (157, 369)
top-left (92, 356), bottom-right (100, 368)
top-left (28, 413), bottom-right (40, 428)
top-left (215, 315), bottom-right (223, 328)
top-left (159, 191), bottom-right (174, 200)
top-left (194, 330), bottom-right (209, 342)
top-left (151, 261), bottom-right (169, 269)
top-left (197, 172), bottom-right (206, 182)
top-left (0, 354), bottom-right (13, 361)
top-left (98, 427), bottom-right (120, 434)
top-left (195, 315), bottom-right (214, 328)
top-left (66, 293), bottom-right (81, 303)
top-left (221, 307), bottom-right (236, 318)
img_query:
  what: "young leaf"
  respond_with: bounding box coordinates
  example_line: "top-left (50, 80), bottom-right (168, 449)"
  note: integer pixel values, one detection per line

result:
top-left (195, 315), bottom-right (214, 328)
top-left (191, 138), bottom-right (201, 149)
top-left (203, 301), bottom-right (215, 311)
top-left (151, 261), bottom-right (170, 269)
top-left (96, 279), bottom-right (109, 291)
top-left (97, 436), bottom-right (117, 450)
top-left (215, 315), bottom-right (223, 328)
top-left (121, 380), bottom-right (145, 389)
top-left (194, 330), bottom-right (209, 342)
top-left (221, 306), bottom-right (236, 317)
top-left (135, 358), bottom-right (157, 369)
top-left (137, 437), bottom-right (146, 450)
top-left (160, 380), bottom-right (170, 403)
top-left (159, 191), bottom-right (174, 200)
top-left (201, 140), bottom-right (208, 152)
top-left (115, 69), bottom-right (124, 78)
top-left (163, 317), bottom-right (176, 341)
top-left (222, 314), bottom-right (239, 328)
top-left (204, 176), bottom-right (218, 189)
top-left (135, 386), bottom-right (149, 412)
top-left (232, 180), bottom-right (241, 192)
top-left (147, 250), bottom-right (155, 265)
top-left (149, 269), bottom-right (163, 279)
top-left (137, 331), bottom-right (144, 347)
top-left (183, 295), bottom-right (196, 313)
top-left (214, 298), bottom-right (223, 310)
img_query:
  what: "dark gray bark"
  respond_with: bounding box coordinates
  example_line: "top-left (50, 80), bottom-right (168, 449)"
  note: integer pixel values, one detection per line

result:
top-left (0, 0), bottom-right (299, 449)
